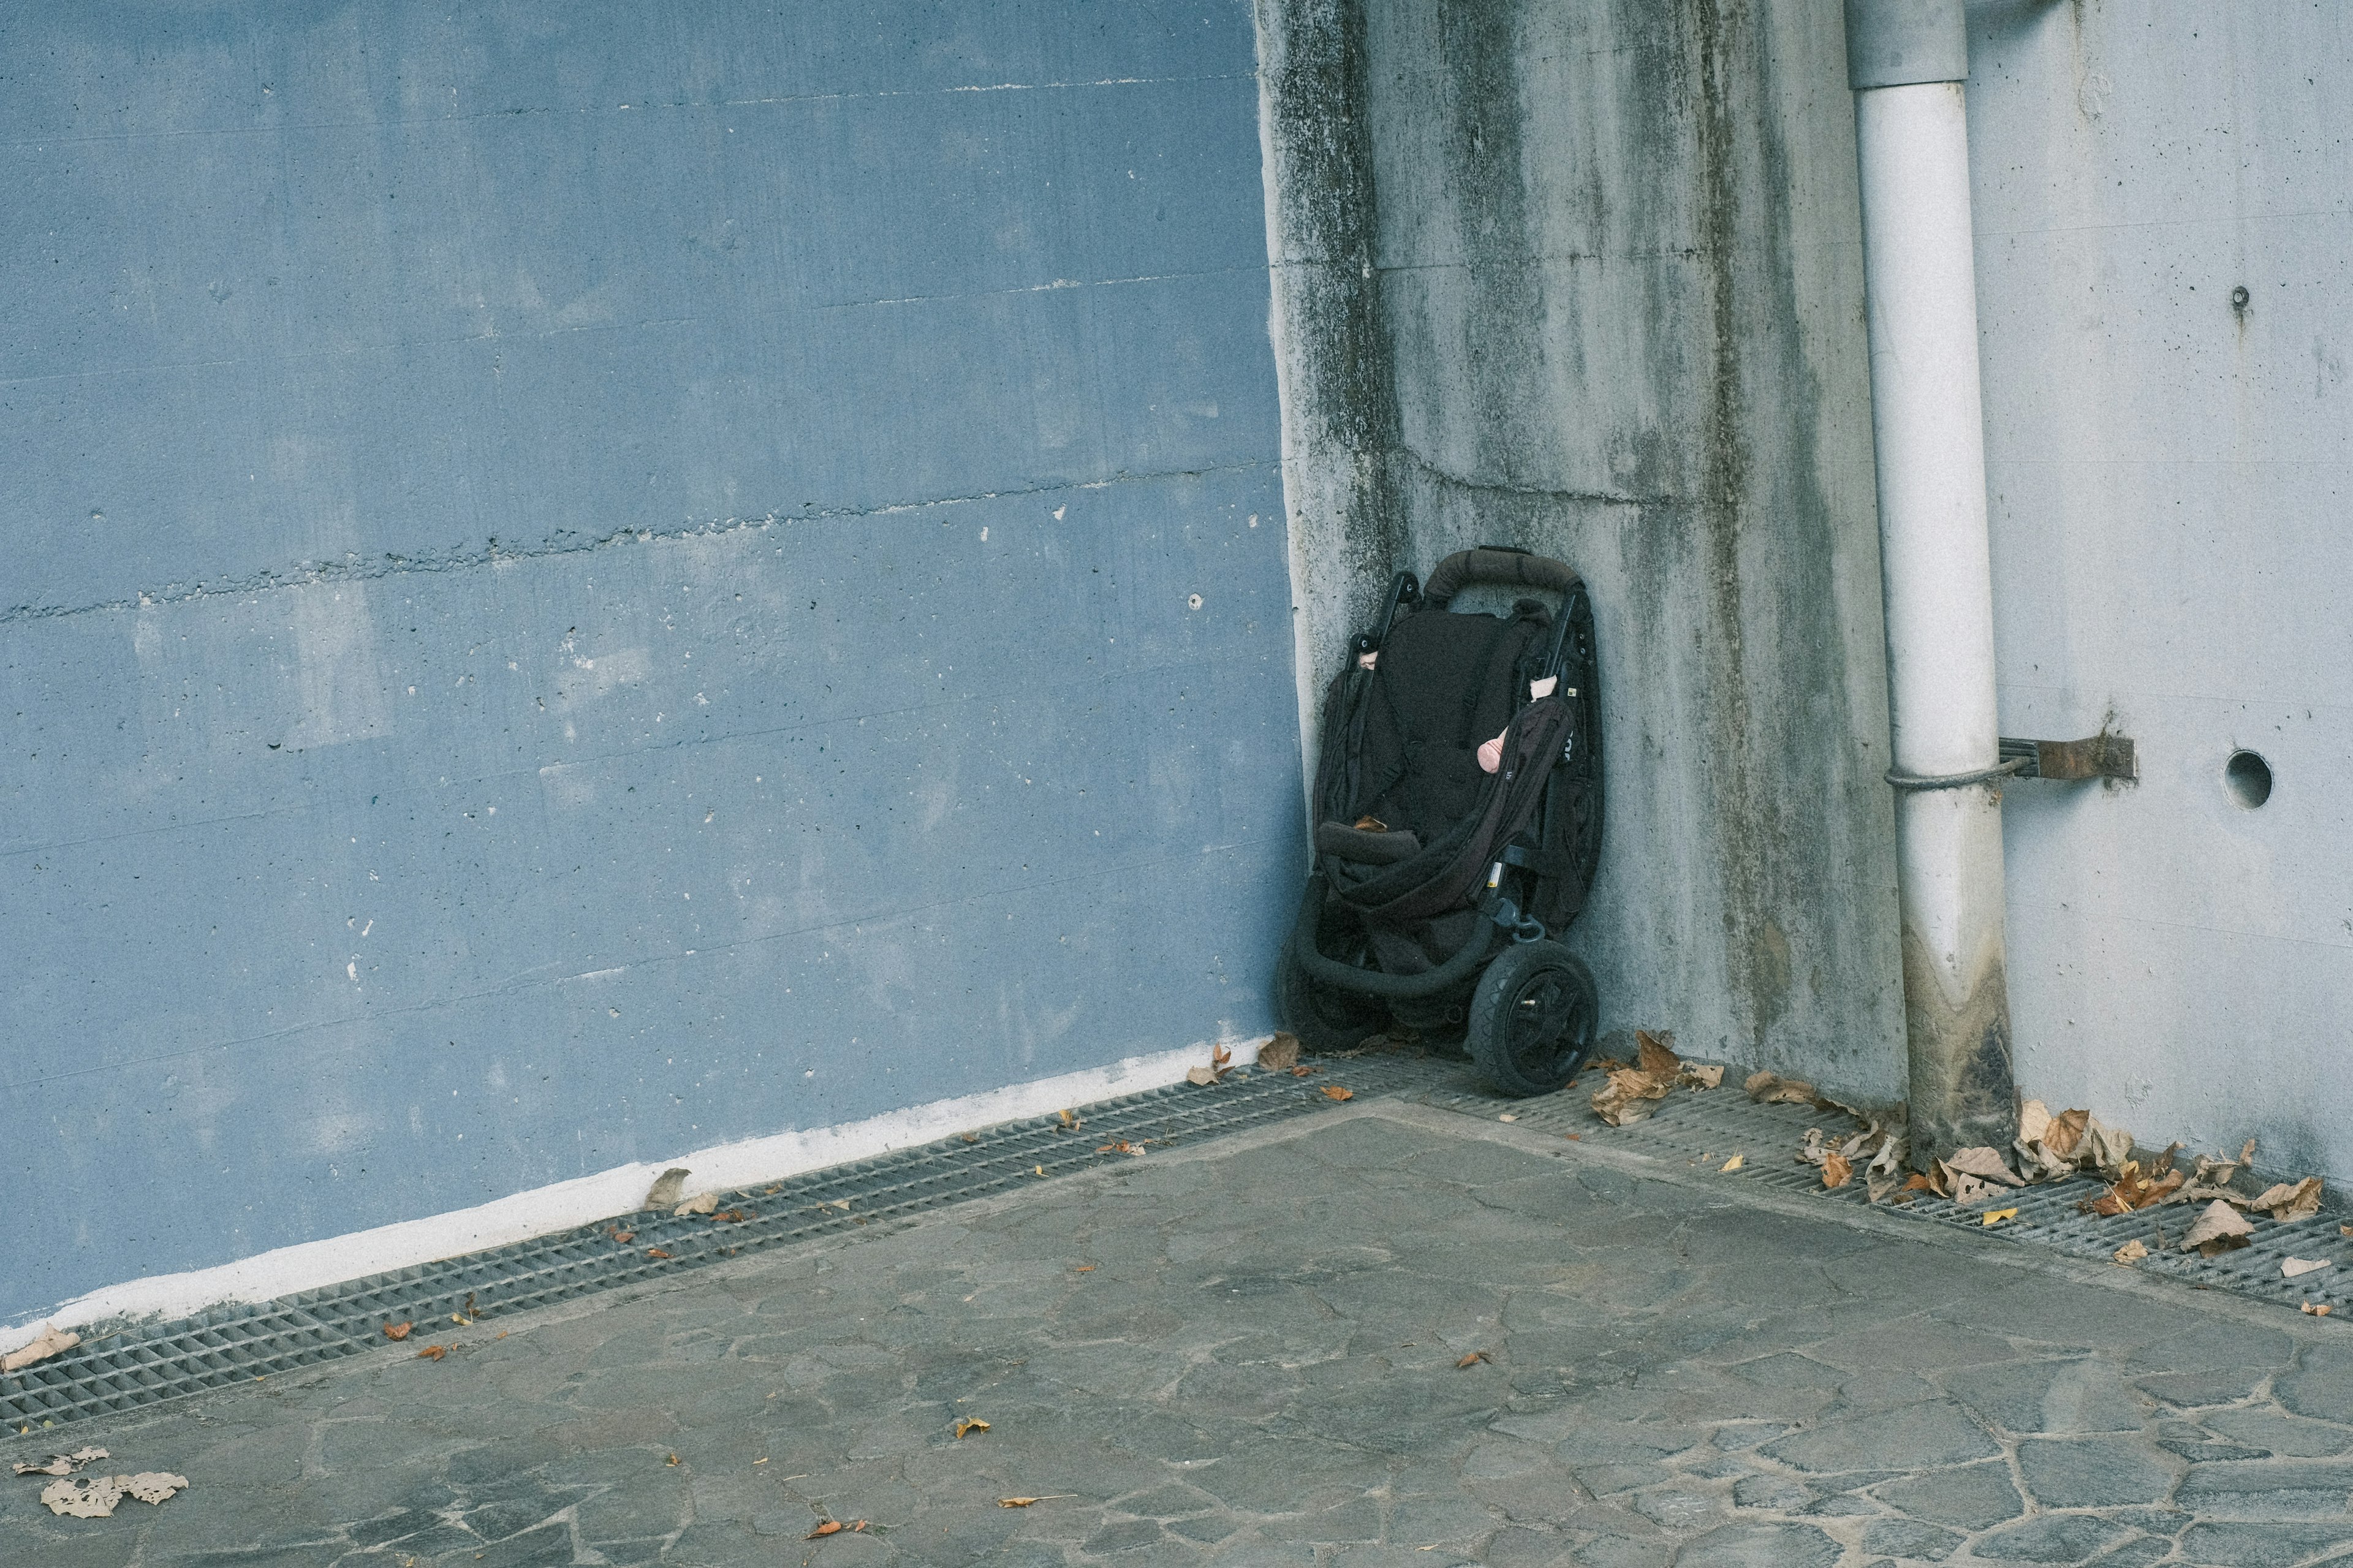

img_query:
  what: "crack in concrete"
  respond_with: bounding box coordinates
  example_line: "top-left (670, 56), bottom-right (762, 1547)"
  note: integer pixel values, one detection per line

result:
top-left (0, 461), bottom-right (1268, 627)
top-left (1394, 444), bottom-right (1697, 510)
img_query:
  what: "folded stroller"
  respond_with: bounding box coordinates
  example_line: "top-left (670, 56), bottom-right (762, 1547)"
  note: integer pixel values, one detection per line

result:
top-left (1279, 546), bottom-right (1604, 1096)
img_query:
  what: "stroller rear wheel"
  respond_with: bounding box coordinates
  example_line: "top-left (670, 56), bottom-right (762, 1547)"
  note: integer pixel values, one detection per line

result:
top-left (1466, 941), bottom-right (1597, 1097)
top-left (1275, 942), bottom-right (1388, 1054)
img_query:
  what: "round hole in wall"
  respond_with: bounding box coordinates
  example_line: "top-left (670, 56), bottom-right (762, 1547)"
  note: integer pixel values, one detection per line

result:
top-left (2224, 749), bottom-right (2273, 809)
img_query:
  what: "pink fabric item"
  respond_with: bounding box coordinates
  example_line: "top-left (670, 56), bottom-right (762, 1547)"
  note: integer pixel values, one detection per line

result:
top-left (1479, 679), bottom-right (1561, 773)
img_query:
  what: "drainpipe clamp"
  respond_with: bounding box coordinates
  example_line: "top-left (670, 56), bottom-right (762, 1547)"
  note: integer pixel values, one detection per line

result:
top-left (1883, 757), bottom-right (2026, 792)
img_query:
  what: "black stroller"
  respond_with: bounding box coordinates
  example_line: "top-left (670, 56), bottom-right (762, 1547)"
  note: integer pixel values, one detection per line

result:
top-left (1278, 546), bottom-right (1604, 1096)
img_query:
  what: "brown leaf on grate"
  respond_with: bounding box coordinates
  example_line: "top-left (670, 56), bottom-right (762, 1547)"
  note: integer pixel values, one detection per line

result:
top-left (1257, 1033), bottom-right (1301, 1072)
top-left (607, 1227), bottom-right (635, 1244)
top-left (1322, 1085), bottom-right (1354, 1102)
top-left (646, 1248), bottom-right (672, 1260)
top-left (2181, 1199), bottom-right (2254, 1256)
top-left (1635, 1030), bottom-right (1680, 1076)
top-left (415, 1344), bottom-right (448, 1361)
top-left (382, 1322), bottom-right (414, 1341)
top-left (1821, 1151), bottom-right (1853, 1191)
top-left (1592, 1067), bottom-right (1672, 1126)
top-left (1942, 1146), bottom-right (2025, 1187)
top-left (1742, 1070), bottom-right (1818, 1107)
top-left (2253, 1178), bottom-right (2325, 1222)
top-left (1, 1324), bottom-right (80, 1374)
top-left (2113, 1239), bottom-right (2148, 1265)
top-left (807, 1520), bottom-right (844, 1538)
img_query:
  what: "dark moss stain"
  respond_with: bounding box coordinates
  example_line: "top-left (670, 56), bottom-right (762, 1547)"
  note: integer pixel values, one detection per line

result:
top-left (1254, 0), bottom-right (1404, 626)
top-left (1262, 0), bottom-right (1902, 1091)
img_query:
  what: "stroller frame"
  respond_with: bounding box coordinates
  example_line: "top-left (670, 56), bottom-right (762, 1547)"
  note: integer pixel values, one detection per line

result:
top-left (1281, 546), bottom-right (1604, 1095)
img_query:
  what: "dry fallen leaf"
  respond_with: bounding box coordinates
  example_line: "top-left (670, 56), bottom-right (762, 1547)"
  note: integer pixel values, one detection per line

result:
top-left (1592, 1067), bottom-right (1673, 1126)
top-left (12, 1447), bottom-right (107, 1477)
top-left (1291, 1064), bottom-right (1318, 1077)
top-left (1257, 1032), bottom-right (1301, 1072)
top-left (607, 1228), bottom-right (635, 1244)
top-left (665, 1453), bottom-right (680, 1466)
top-left (808, 1520), bottom-right (844, 1539)
top-left (1057, 1109), bottom-right (1077, 1129)
top-left (1, 1324), bottom-right (80, 1374)
top-left (1322, 1086), bottom-right (1354, 1102)
top-left (2082, 1117), bottom-right (2135, 1178)
top-left (121, 1472), bottom-right (188, 1506)
top-left (644, 1167), bottom-right (690, 1210)
top-left (1678, 1062), bottom-right (1726, 1090)
top-left (450, 1314), bottom-right (472, 1327)
top-left (1948, 1172), bottom-right (1999, 1206)
top-left (673, 1192), bottom-right (718, 1217)
top-left (1635, 1029), bottom-right (1680, 1076)
top-left (2044, 1107), bottom-right (2091, 1161)
top-left (2181, 1199), bottom-right (2254, 1256)
top-left (1982, 1208), bottom-right (2018, 1227)
top-left (999, 1497), bottom-right (1040, 1507)
top-left (2305, 1303), bottom-right (2335, 1317)
top-left (1184, 1065), bottom-right (1219, 1087)
top-left (1821, 1151), bottom-right (1853, 1191)
top-left (646, 1248), bottom-right (672, 1260)
top-left (1721, 1154), bottom-right (1744, 1173)
top-left (953, 1418), bottom-right (990, 1438)
top-left (1942, 1146), bottom-right (2025, 1187)
top-left (1455, 1351), bottom-right (1490, 1369)
top-left (2253, 1178), bottom-right (2326, 1222)
top-left (1094, 1141), bottom-right (1144, 1157)
top-left (415, 1345), bottom-right (448, 1361)
top-left (1743, 1070), bottom-right (1818, 1107)
top-left (41, 1475), bottom-right (125, 1518)
top-left (382, 1322), bottom-right (413, 1341)
top-left (1034, 1165), bottom-right (1046, 1177)
top-left (2283, 1257), bottom-right (2334, 1279)
top-left (2113, 1239), bottom-right (2149, 1265)
top-left (2079, 1157), bottom-right (2188, 1216)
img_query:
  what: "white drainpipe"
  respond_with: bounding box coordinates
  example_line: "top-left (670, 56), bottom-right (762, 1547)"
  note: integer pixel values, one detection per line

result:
top-left (1844, 0), bottom-right (2017, 1161)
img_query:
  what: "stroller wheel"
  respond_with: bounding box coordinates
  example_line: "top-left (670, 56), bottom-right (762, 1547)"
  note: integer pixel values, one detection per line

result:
top-left (1466, 941), bottom-right (1597, 1097)
top-left (1275, 942), bottom-right (1388, 1055)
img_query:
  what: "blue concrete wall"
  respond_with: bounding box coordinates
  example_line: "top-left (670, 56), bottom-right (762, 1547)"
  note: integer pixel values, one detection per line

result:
top-left (0, 1), bottom-right (1297, 1321)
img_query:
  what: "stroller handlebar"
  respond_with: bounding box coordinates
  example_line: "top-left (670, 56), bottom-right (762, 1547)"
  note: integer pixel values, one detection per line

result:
top-left (1421, 546), bottom-right (1580, 607)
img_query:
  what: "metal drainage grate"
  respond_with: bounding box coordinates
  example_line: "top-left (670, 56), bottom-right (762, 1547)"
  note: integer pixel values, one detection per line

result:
top-left (1, 1055), bottom-right (1431, 1433)
top-left (1403, 1067), bottom-right (2353, 1316)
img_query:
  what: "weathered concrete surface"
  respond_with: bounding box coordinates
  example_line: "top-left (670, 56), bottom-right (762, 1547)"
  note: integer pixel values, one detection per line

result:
top-left (0, 3), bottom-right (1298, 1322)
top-left (7, 1101), bottom-right (2350, 1566)
top-left (1966, 3), bottom-right (2353, 1183)
top-left (1258, 1), bottom-right (1907, 1102)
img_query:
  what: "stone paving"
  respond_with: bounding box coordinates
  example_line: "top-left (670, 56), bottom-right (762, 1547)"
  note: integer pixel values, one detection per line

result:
top-left (7, 1099), bottom-right (2353, 1567)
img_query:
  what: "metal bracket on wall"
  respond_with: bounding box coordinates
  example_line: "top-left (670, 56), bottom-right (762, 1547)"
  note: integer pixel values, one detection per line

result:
top-left (1998, 733), bottom-right (2137, 782)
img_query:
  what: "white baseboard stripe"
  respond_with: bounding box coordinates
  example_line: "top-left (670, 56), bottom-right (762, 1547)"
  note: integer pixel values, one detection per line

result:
top-left (1, 1032), bottom-right (1273, 1357)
